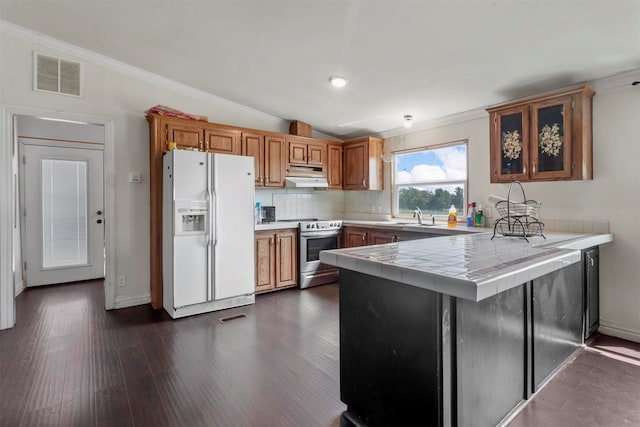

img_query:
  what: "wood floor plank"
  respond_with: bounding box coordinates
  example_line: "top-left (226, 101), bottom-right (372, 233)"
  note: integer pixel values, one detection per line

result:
top-left (4, 281), bottom-right (640, 427)
top-left (95, 386), bottom-right (133, 427)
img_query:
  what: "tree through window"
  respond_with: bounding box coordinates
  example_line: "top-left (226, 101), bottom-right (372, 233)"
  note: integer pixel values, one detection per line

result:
top-left (393, 141), bottom-right (467, 217)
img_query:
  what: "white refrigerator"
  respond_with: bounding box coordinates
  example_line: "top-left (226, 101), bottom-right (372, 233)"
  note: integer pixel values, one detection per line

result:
top-left (162, 150), bottom-right (255, 319)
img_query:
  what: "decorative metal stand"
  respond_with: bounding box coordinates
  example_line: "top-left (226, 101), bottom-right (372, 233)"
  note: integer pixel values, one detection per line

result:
top-left (491, 180), bottom-right (545, 242)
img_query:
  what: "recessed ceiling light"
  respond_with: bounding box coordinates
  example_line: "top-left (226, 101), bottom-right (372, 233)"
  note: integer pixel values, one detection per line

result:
top-left (329, 76), bottom-right (348, 88)
top-left (403, 115), bottom-right (413, 128)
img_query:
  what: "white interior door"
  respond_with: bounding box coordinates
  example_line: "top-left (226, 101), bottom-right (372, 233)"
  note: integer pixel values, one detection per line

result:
top-left (22, 143), bottom-right (104, 286)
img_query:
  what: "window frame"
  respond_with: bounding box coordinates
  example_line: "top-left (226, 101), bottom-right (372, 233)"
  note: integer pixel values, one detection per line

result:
top-left (391, 139), bottom-right (469, 220)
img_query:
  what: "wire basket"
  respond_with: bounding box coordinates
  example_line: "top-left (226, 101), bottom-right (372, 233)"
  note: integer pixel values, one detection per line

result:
top-left (494, 181), bottom-right (541, 218)
top-left (492, 181), bottom-right (545, 242)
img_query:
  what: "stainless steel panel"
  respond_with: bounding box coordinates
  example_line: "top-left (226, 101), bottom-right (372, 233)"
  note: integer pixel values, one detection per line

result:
top-left (456, 285), bottom-right (527, 427)
top-left (532, 262), bottom-right (583, 390)
top-left (299, 269), bottom-right (339, 289)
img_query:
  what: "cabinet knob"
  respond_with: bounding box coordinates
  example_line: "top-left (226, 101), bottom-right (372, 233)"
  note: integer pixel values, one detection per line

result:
top-left (96, 219), bottom-right (102, 224)
top-left (532, 163), bottom-right (536, 175)
top-left (362, 233), bottom-right (367, 241)
top-left (362, 179), bottom-right (366, 187)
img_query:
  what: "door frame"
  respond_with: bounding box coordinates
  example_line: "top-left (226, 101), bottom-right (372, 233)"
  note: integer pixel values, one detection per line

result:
top-left (0, 105), bottom-right (116, 330)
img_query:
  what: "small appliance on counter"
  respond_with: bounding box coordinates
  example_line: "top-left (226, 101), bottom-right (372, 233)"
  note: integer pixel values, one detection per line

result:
top-left (261, 206), bottom-right (276, 223)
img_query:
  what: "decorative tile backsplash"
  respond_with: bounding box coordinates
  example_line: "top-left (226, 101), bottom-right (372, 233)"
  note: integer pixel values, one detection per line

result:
top-left (256, 188), bottom-right (344, 221)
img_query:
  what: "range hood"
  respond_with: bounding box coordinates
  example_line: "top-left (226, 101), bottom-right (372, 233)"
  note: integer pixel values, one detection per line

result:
top-left (285, 176), bottom-right (329, 189)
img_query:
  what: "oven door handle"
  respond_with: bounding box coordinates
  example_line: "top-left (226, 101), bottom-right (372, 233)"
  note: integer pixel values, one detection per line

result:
top-left (301, 231), bottom-right (342, 238)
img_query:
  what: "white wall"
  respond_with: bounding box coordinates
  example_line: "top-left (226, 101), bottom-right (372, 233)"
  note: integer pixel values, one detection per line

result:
top-left (0, 23), bottom-right (300, 307)
top-left (382, 70), bottom-right (640, 342)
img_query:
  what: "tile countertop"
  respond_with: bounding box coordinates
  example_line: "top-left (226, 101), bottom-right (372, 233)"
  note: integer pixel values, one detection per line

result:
top-left (319, 232), bottom-right (614, 302)
top-left (255, 221), bottom-right (301, 231)
top-left (255, 220), bottom-right (488, 234)
top-left (342, 220), bottom-right (487, 235)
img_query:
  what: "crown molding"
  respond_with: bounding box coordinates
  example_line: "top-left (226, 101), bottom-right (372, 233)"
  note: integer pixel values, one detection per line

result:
top-left (0, 20), bottom-right (286, 126)
top-left (588, 68), bottom-right (640, 93)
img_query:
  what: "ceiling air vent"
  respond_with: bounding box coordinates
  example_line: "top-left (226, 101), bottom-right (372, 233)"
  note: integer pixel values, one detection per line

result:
top-left (33, 52), bottom-right (82, 97)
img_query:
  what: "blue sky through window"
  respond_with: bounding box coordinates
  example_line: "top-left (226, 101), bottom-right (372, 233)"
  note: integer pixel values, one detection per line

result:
top-left (396, 144), bottom-right (467, 184)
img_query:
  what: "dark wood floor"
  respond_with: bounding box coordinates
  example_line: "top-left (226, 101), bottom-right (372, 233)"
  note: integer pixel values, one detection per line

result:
top-left (1, 281), bottom-right (639, 427)
top-left (0, 281), bottom-right (344, 427)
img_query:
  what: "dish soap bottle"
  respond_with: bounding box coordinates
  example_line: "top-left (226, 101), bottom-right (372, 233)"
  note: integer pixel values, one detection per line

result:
top-left (447, 205), bottom-right (457, 227)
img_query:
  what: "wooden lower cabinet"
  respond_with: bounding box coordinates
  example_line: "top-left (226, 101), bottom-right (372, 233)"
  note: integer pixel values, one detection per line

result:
top-left (343, 227), bottom-right (369, 248)
top-left (343, 227), bottom-right (433, 248)
top-left (370, 230), bottom-right (411, 245)
top-left (255, 229), bottom-right (298, 294)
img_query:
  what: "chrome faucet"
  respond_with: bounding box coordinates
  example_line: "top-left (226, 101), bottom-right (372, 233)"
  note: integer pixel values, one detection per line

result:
top-left (413, 207), bottom-right (423, 224)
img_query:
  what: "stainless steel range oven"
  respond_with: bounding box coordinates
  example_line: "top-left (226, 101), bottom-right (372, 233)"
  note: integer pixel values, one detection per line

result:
top-left (299, 220), bottom-right (343, 289)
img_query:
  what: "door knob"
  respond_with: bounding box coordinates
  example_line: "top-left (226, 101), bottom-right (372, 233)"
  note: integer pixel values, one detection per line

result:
top-left (97, 219), bottom-right (103, 224)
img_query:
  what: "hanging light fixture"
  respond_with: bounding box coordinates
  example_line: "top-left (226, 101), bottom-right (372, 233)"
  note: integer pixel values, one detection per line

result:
top-left (329, 76), bottom-right (348, 88)
top-left (403, 114), bottom-right (413, 128)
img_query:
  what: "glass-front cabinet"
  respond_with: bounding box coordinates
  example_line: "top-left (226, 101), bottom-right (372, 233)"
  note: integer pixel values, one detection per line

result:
top-left (491, 105), bottom-right (529, 182)
top-left (488, 86), bottom-right (594, 183)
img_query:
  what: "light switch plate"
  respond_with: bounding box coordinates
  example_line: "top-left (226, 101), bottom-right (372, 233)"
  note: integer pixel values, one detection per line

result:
top-left (129, 173), bottom-right (141, 183)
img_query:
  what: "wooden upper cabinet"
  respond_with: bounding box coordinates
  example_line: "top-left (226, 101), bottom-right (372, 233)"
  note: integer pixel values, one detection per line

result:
top-left (489, 105), bottom-right (530, 182)
top-left (343, 136), bottom-right (384, 190)
top-left (288, 140), bottom-right (307, 164)
top-left (285, 137), bottom-right (327, 176)
top-left (530, 95), bottom-right (573, 180)
top-left (204, 126), bottom-right (240, 155)
top-left (327, 142), bottom-right (343, 189)
top-left (265, 135), bottom-right (286, 187)
top-left (306, 141), bottom-right (326, 166)
top-left (488, 85), bottom-right (594, 183)
top-left (166, 121), bottom-right (203, 150)
top-left (241, 132), bottom-right (265, 187)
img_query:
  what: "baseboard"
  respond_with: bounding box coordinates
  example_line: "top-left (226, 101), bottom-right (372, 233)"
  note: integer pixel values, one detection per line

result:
top-left (599, 319), bottom-right (640, 343)
top-left (14, 280), bottom-right (25, 297)
top-left (113, 292), bottom-right (151, 309)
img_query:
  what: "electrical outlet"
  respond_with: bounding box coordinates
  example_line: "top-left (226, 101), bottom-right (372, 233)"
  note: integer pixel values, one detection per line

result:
top-left (117, 276), bottom-right (126, 287)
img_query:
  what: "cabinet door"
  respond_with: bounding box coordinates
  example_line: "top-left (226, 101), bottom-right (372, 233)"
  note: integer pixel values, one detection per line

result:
top-left (307, 142), bottom-right (326, 166)
top-left (242, 133), bottom-right (265, 187)
top-left (265, 135), bottom-right (286, 187)
top-left (255, 232), bottom-right (275, 293)
top-left (204, 127), bottom-right (240, 155)
top-left (343, 228), bottom-right (368, 248)
top-left (288, 141), bottom-right (307, 164)
top-left (275, 230), bottom-right (297, 288)
top-left (530, 95), bottom-right (573, 180)
top-left (369, 231), bottom-right (397, 245)
top-left (167, 122), bottom-right (203, 151)
top-left (343, 141), bottom-right (367, 189)
top-left (328, 143), bottom-right (343, 189)
top-left (489, 105), bottom-right (529, 183)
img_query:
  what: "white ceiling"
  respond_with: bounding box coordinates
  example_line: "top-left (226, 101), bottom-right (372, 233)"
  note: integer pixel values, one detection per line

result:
top-left (1, 1), bottom-right (639, 139)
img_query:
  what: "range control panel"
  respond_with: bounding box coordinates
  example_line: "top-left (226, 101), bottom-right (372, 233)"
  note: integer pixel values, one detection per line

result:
top-left (300, 220), bottom-right (343, 231)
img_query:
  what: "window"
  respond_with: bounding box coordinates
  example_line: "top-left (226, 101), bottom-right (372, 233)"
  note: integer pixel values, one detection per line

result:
top-left (393, 141), bottom-right (467, 218)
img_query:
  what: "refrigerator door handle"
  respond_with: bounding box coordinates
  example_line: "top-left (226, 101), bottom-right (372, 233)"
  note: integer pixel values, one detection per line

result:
top-left (207, 155), bottom-right (214, 302)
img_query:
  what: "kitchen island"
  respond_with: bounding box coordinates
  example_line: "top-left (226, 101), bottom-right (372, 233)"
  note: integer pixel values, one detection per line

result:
top-left (319, 231), bottom-right (613, 427)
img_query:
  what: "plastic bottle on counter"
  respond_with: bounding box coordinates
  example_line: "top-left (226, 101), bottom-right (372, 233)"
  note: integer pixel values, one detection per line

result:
top-left (447, 205), bottom-right (457, 227)
top-left (255, 202), bottom-right (262, 225)
top-left (476, 209), bottom-right (483, 227)
top-left (466, 202), bottom-right (477, 227)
